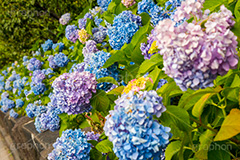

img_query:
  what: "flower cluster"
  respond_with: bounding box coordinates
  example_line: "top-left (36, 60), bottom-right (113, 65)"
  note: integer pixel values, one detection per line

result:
top-left (85, 131), bottom-right (100, 141)
top-left (48, 129), bottom-right (91, 160)
top-left (42, 68), bottom-right (55, 78)
top-left (78, 29), bottom-right (90, 44)
top-left (27, 58), bottom-right (42, 71)
top-left (52, 42), bottom-right (64, 52)
top-left (48, 52), bottom-right (69, 69)
top-left (59, 13), bottom-right (71, 25)
top-left (10, 109), bottom-right (18, 119)
top-left (122, 0), bottom-right (136, 8)
top-left (0, 92), bottom-right (15, 113)
top-left (152, 1), bottom-right (238, 91)
top-left (25, 100), bottom-right (47, 118)
top-left (65, 25), bottom-right (79, 43)
top-left (30, 70), bottom-right (46, 95)
top-left (97, 0), bottom-right (112, 11)
top-left (52, 71), bottom-right (97, 115)
top-left (93, 26), bottom-right (107, 43)
top-left (108, 11), bottom-right (141, 50)
top-left (122, 76), bottom-right (153, 94)
top-left (0, 75), bottom-right (4, 92)
top-left (104, 91), bottom-right (170, 159)
top-left (78, 13), bottom-right (93, 29)
top-left (16, 99), bottom-right (24, 108)
top-left (13, 77), bottom-right (28, 96)
top-left (84, 51), bottom-right (119, 91)
top-left (41, 39), bottom-right (53, 52)
top-left (94, 16), bottom-right (103, 27)
top-left (82, 40), bottom-right (99, 61)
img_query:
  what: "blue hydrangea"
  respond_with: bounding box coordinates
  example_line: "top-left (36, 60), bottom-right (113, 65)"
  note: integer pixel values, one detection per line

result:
top-left (25, 100), bottom-right (47, 118)
top-left (69, 46), bottom-right (74, 50)
top-left (84, 51), bottom-right (119, 91)
top-left (42, 68), bottom-right (55, 78)
top-left (8, 71), bottom-right (21, 81)
top-left (31, 82), bottom-right (46, 95)
top-left (93, 26), bottom-right (107, 43)
top-left (65, 25), bottom-right (79, 43)
top-left (10, 109), bottom-right (18, 119)
top-left (5, 80), bottom-right (12, 91)
top-left (27, 58), bottom-right (42, 71)
top-left (104, 91), bottom-right (170, 160)
top-left (31, 70), bottom-right (46, 84)
top-left (16, 99), bottom-right (24, 108)
top-left (52, 42), bottom-right (65, 52)
top-left (48, 129), bottom-right (91, 160)
top-left (94, 16), bottom-right (103, 26)
top-left (108, 11), bottom-right (142, 50)
top-left (33, 50), bottom-right (41, 57)
top-left (23, 56), bottom-right (29, 62)
top-left (97, 0), bottom-right (112, 11)
top-left (48, 53), bottom-right (69, 69)
top-left (2, 70), bottom-right (8, 76)
top-left (41, 39), bottom-right (53, 52)
top-left (0, 93), bottom-right (15, 113)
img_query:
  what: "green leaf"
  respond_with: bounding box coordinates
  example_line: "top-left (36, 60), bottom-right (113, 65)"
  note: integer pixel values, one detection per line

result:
top-left (138, 54), bottom-right (163, 76)
top-left (160, 105), bottom-right (191, 132)
top-left (107, 86), bottom-right (124, 95)
top-left (90, 148), bottom-right (103, 160)
top-left (86, 19), bottom-right (93, 35)
top-left (234, 0), bottom-right (240, 21)
top-left (165, 141), bottom-right (181, 160)
top-left (97, 76), bottom-right (118, 85)
top-left (208, 142), bottom-right (231, 160)
top-left (230, 74), bottom-right (240, 87)
top-left (214, 108), bottom-right (240, 141)
top-left (203, 0), bottom-right (228, 11)
top-left (91, 90), bottom-right (110, 112)
top-left (140, 12), bottom-right (151, 26)
top-left (148, 66), bottom-right (162, 89)
top-left (192, 93), bottom-right (215, 118)
top-left (103, 50), bottom-right (128, 68)
top-left (95, 139), bottom-right (113, 153)
top-left (195, 129), bottom-right (215, 159)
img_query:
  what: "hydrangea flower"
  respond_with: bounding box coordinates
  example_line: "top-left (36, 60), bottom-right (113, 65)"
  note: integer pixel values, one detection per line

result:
top-left (10, 109), bottom-right (18, 119)
top-left (85, 131), bottom-right (100, 141)
top-left (25, 100), bottom-right (47, 118)
top-left (69, 62), bottom-right (87, 73)
top-left (89, 7), bottom-right (103, 16)
top-left (23, 56), bottom-right (29, 62)
top-left (27, 58), bottom-right (42, 71)
top-left (108, 11), bottom-right (141, 50)
top-left (65, 25), bottom-right (79, 43)
top-left (78, 29), bottom-right (90, 44)
top-left (97, 0), bottom-right (112, 11)
top-left (122, 76), bottom-right (153, 94)
top-left (59, 13), bottom-right (71, 25)
top-left (84, 51), bottom-right (119, 91)
top-left (5, 80), bottom-right (12, 91)
top-left (52, 42), bottom-right (64, 52)
top-left (78, 13), bottom-right (93, 29)
top-left (0, 92), bottom-right (15, 113)
top-left (122, 0), bottom-right (136, 8)
top-left (82, 40), bottom-right (99, 61)
top-left (31, 70), bottom-right (46, 84)
top-left (31, 82), bottom-right (46, 95)
top-left (2, 70), bottom-right (8, 76)
top-left (48, 129), bottom-right (91, 160)
top-left (52, 71), bottom-right (97, 115)
top-left (104, 91), bottom-right (170, 160)
top-left (140, 38), bottom-right (159, 59)
top-left (41, 39), bottom-right (53, 52)
top-left (48, 52), bottom-right (69, 69)
top-left (152, 1), bottom-right (238, 91)
top-left (94, 16), bottom-right (103, 26)
top-left (93, 26), bottom-right (107, 43)
top-left (16, 99), bottom-right (24, 108)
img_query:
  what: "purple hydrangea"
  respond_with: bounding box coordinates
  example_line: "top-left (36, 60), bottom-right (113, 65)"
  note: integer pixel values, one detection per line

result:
top-left (104, 91), bottom-right (170, 160)
top-left (52, 71), bottom-right (97, 115)
top-left (78, 13), bottom-right (93, 29)
top-left (48, 129), bottom-right (91, 160)
top-left (108, 11), bottom-right (142, 50)
top-left (85, 131), bottom-right (100, 141)
top-left (65, 25), bottom-right (79, 43)
top-left (93, 26), bottom-right (107, 43)
top-left (59, 13), bottom-right (71, 25)
top-left (27, 58), bottom-right (42, 71)
top-left (82, 40), bottom-right (99, 61)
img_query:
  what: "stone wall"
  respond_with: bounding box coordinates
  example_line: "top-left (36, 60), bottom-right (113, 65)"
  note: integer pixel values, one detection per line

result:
top-left (0, 111), bottom-right (59, 160)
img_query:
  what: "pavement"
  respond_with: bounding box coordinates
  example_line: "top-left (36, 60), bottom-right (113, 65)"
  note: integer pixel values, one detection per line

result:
top-left (0, 127), bottom-right (14, 160)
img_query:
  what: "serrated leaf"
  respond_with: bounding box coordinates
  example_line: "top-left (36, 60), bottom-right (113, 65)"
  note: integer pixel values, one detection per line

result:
top-left (214, 108), bottom-right (240, 141)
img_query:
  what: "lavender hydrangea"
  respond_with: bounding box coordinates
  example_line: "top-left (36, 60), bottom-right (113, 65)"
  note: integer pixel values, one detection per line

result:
top-left (27, 58), bottom-right (42, 71)
top-left (48, 129), bottom-right (91, 160)
top-left (82, 40), bottom-right (99, 61)
top-left (41, 39), bottom-right (53, 52)
top-left (69, 62), bottom-right (87, 73)
top-left (59, 13), bottom-right (71, 25)
top-left (97, 0), bottom-right (112, 11)
top-left (85, 131), bottom-right (100, 141)
top-left (78, 13), bottom-right (93, 29)
top-left (152, 1), bottom-right (238, 91)
top-left (104, 91), bottom-right (170, 160)
top-left (108, 11), bottom-right (141, 50)
top-left (10, 109), bottom-right (18, 119)
top-left (93, 26), bottom-right (107, 43)
top-left (52, 42), bottom-right (64, 52)
top-left (52, 71), bottom-right (97, 115)
top-left (84, 51), bottom-right (119, 91)
top-left (48, 52), bottom-right (69, 69)
top-left (140, 38), bottom-right (159, 59)
top-left (65, 25), bottom-right (79, 43)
